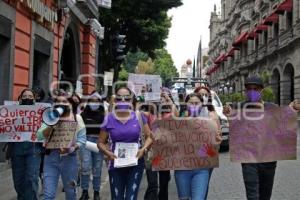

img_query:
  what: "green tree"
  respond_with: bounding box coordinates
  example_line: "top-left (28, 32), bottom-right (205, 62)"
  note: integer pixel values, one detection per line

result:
top-left (262, 87), bottom-right (275, 102)
top-left (118, 68), bottom-right (129, 81)
top-left (99, 0), bottom-right (182, 75)
top-left (123, 50), bottom-right (149, 73)
top-left (153, 49), bottom-right (178, 85)
top-left (135, 58), bottom-right (155, 74)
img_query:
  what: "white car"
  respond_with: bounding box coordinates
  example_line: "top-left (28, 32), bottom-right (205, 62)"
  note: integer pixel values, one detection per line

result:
top-left (211, 91), bottom-right (229, 150)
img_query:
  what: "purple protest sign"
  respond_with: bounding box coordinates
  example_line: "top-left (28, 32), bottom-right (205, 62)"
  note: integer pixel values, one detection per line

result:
top-left (229, 106), bottom-right (297, 163)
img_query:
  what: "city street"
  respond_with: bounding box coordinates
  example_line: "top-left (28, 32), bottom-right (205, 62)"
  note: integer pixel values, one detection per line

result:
top-left (1, 136), bottom-right (300, 200)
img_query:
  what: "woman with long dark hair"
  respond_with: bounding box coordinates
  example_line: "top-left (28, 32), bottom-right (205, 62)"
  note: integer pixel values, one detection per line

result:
top-left (97, 86), bottom-right (153, 200)
top-left (79, 91), bottom-right (105, 200)
top-left (37, 91), bottom-right (86, 200)
top-left (174, 92), bottom-right (221, 200)
top-left (10, 88), bottom-right (43, 200)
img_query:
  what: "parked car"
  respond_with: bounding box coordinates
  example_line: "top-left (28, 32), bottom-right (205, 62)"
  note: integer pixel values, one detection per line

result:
top-left (211, 91), bottom-right (229, 151)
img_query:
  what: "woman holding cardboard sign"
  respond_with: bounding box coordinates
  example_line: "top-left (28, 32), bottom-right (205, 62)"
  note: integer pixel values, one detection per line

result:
top-left (97, 86), bottom-right (153, 200)
top-left (37, 91), bottom-right (86, 200)
top-left (174, 93), bottom-right (221, 200)
top-left (9, 88), bottom-right (43, 200)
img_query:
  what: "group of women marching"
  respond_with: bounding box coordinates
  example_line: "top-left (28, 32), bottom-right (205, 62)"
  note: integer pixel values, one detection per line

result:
top-left (11, 76), bottom-right (296, 200)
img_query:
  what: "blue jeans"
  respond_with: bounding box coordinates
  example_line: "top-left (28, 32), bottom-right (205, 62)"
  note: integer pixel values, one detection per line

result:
top-left (175, 169), bottom-right (209, 200)
top-left (80, 135), bottom-right (104, 191)
top-left (43, 150), bottom-right (78, 200)
top-left (204, 168), bottom-right (214, 200)
top-left (11, 142), bottom-right (42, 200)
top-left (108, 160), bottom-right (144, 200)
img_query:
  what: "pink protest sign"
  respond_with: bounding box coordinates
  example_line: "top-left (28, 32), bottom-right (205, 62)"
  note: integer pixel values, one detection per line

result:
top-left (0, 105), bottom-right (46, 142)
top-left (229, 106), bottom-right (297, 163)
top-left (151, 118), bottom-right (219, 170)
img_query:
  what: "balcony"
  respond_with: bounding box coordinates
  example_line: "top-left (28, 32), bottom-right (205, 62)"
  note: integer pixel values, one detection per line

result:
top-left (267, 37), bottom-right (279, 55)
top-left (258, 45), bottom-right (267, 60)
top-left (279, 29), bottom-right (293, 48)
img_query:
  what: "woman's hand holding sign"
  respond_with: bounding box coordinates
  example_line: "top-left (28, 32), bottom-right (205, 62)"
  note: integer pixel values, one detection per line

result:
top-left (289, 100), bottom-right (300, 112)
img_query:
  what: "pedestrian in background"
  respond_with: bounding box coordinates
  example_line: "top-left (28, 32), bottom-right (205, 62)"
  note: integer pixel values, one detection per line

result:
top-left (79, 91), bottom-right (105, 200)
top-left (10, 88), bottom-right (43, 200)
top-left (37, 92), bottom-right (86, 200)
top-left (174, 93), bottom-right (221, 200)
top-left (144, 89), bottom-right (178, 200)
top-left (97, 86), bottom-right (153, 200)
top-left (194, 86), bottom-right (221, 199)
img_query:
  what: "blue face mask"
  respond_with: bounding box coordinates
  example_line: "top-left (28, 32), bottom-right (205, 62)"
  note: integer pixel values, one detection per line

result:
top-left (89, 103), bottom-right (100, 111)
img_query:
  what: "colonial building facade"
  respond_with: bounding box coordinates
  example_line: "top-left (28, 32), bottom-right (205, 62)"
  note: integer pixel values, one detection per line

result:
top-left (0, 0), bottom-right (105, 104)
top-left (207, 0), bottom-right (300, 105)
top-left (0, 0), bottom-right (107, 162)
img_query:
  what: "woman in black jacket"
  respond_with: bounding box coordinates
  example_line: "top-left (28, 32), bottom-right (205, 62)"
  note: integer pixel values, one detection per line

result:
top-left (79, 92), bottom-right (106, 200)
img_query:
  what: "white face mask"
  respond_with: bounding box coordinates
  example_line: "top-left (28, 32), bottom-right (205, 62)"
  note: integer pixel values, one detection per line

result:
top-left (89, 103), bottom-right (100, 111)
top-left (202, 96), bottom-right (209, 105)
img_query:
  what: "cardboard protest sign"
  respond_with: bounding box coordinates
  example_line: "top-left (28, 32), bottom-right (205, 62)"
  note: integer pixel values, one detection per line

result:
top-left (151, 118), bottom-right (219, 170)
top-left (46, 121), bottom-right (77, 149)
top-left (229, 106), bottom-right (297, 163)
top-left (0, 105), bottom-right (48, 142)
top-left (128, 73), bottom-right (162, 101)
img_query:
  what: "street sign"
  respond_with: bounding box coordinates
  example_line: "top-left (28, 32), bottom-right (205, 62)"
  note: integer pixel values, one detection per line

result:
top-left (104, 71), bottom-right (114, 86)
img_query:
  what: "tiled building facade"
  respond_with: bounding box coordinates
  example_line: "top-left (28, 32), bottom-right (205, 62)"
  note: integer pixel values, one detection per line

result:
top-left (207, 0), bottom-right (300, 105)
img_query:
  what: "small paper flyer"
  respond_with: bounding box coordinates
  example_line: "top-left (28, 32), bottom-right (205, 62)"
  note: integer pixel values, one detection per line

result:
top-left (114, 142), bottom-right (138, 168)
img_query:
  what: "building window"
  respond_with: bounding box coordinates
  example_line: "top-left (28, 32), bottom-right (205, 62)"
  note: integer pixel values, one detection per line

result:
top-left (273, 22), bottom-right (279, 38)
top-left (286, 11), bottom-right (293, 30)
top-left (255, 37), bottom-right (259, 51)
top-left (33, 35), bottom-right (51, 93)
top-left (264, 30), bottom-right (268, 45)
top-left (0, 16), bottom-right (12, 104)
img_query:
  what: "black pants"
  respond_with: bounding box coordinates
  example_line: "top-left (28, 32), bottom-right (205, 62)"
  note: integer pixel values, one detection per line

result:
top-left (242, 162), bottom-right (277, 200)
top-left (144, 169), bottom-right (171, 200)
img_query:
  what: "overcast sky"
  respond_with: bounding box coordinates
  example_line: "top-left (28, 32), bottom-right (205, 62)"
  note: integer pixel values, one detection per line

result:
top-left (166, 0), bottom-right (221, 70)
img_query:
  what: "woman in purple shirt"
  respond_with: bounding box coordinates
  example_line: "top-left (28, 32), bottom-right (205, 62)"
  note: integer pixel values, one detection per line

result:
top-left (97, 86), bottom-right (153, 200)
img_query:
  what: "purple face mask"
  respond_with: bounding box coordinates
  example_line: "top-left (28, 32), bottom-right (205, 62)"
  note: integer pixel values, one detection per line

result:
top-left (246, 90), bottom-right (261, 102)
top-left (116, 102), bottom-right (132, 110)
top-left (188, 105), bottom-right (202, 117)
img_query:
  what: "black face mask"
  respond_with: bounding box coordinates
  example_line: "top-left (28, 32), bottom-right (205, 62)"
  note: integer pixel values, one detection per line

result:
top-left (20, 99), bottom-right (34, 105)
top-left (54, 104), bottom-right (71, 114)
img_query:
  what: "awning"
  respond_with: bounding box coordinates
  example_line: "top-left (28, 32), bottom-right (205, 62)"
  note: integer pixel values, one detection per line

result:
top-left (227, 47), bottom-right (239, 57)
top-left (247, 30), bottom-right (258, 40)
top-left (214, 54), bottom-right (226, 64)
top-left (254, 24), bottom-right (268, 33)
top-left (263, 12), bottom-right (279, 26)
top-left (275, 0), bottom-right (292, 15)
top-left (233, 32), bottom-right (248, 47)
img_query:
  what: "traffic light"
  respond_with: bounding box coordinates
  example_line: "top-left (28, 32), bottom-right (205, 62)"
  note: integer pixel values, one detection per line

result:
top-left (112, 34), bottom-right (126, 62)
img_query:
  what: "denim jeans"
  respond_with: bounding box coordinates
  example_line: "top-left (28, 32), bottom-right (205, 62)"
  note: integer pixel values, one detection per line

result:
top-left (144, 170), bottom-right (171, 200)
top-left (108, 160), bottom-right (144, 200)
top-left (80, 135), bottom-right (104, 191)
top-left (175, 169), bottom-right (209, 200)
top-left (204, 168), bottom-right (214, 200)
top-left (11, 142), bottom-right (42, 200)
top-left (242, 162), bottom-right (277, 200)
top-left (43, 150), bottom-right (78, 200)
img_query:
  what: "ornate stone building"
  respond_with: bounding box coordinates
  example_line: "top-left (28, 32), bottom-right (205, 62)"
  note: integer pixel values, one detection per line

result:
top-left (207, 0), bottom-right (300, 105)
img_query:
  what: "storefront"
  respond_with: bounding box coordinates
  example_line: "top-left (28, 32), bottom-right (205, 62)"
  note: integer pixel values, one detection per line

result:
top-left (0, 0), bottom-right (105, 161)
top-left (0, 0), bottom-right (104, 103)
